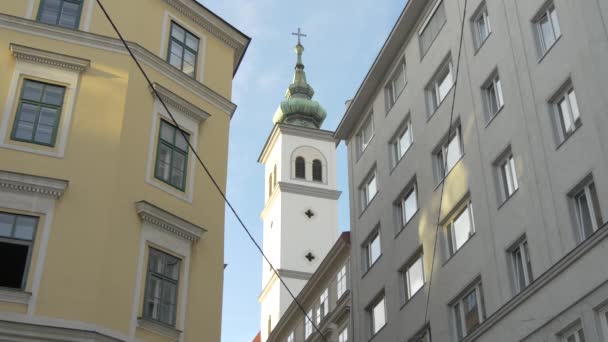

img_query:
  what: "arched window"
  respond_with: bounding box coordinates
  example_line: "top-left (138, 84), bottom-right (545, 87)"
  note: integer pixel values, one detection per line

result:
top-left (268, 173), bottom-right (273, 196)
top-left (295, 157), bottom-right (306, 179)
top-left (312, 159), bottom-right (323, 182)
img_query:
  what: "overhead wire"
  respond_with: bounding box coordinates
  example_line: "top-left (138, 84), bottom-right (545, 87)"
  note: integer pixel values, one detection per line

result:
top-left (94, 1), bottom-right (328, 340)
top-left (423, 0), bottom-right (470, 324)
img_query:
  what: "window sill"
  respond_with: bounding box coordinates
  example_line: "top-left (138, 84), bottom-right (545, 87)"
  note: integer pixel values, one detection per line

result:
top-left (369, 324), bottom-right (387, 342)
top-left (473, 33), bottom-right (491, 56)
top-left (497, 188), bottom-right (519, 211)
top-left (442, 232), bottom-right (477, 267)
top-left (389, 143), bottom-right (414, 176)
top-left (0, 287), bottom-right (31, 305)
top-left (537, 35), bottom-right (562, 64)
top-left (426, 85), bottom-right (455, 122)
top-left (359, 192), bottom-right (379, 219)
top-left (361, 254), bottom-right (383, 279)
top-left (395, 210), bottom-right (419, 239)
top-left (555, 125), bottom-right (581, 151)
top-left (137, 317), bottom-right (182, 340)
top-left (385, 82), bottom-right (408, 117)
top-left (356, 135), bottom-right (375, 164)
top-left (433, 154), bottom-right (465, 192)
top-left (399, 285), bottom-right (424, 311)
top-left (484, 105), bottom-right (505, 128)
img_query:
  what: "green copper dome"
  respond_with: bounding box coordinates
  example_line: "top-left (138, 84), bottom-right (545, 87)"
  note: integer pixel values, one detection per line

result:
top-left (272, 43), bottom-right (327, 129)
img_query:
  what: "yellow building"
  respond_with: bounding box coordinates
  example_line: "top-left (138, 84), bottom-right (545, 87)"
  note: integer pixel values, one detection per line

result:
top-left (0, 1), bottom-right (249, 341)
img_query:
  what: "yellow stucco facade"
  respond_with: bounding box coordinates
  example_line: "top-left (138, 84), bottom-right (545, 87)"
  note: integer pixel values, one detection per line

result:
top-left (0, 1), bottom-right (249, 341)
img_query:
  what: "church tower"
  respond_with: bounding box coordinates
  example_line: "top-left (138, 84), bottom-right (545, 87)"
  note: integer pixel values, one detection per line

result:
top-left (257, 30), bottom-right (340, 341)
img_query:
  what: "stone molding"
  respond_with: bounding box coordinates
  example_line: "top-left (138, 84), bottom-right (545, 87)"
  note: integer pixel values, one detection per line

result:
top-left (0, 288), bottom-right (31, 305)
top-left (0, 14), bottom-right (237, 117)
top-left (278, 124), bottom-right (335, 142)
top-left (0, 319), bottom-right (124, 342)
top-left (162, 0), bottom-right (249, 73)
top-left (137, 317), bottom-right (181, 340)
top-left (278, 269), bottom-right (313, 281)
top-left (135, 201), bottom-right (206, 242)
top-left (10, 44), bottom-right (90, 72)
top-left (152, 83), bottom-right (210, 122)
top-left (0, 170), bottom-right (68, 199)
top-left (278, 181), bottom-right (342, 200)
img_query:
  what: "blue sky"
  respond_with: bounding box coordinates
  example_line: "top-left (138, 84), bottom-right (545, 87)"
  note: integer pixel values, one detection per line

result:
top-left (199, 1), bottom-right (407, 341)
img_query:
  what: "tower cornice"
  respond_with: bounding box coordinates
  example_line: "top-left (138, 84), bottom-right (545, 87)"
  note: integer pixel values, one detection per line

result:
top-left (257, 124), bottom-right (336, 164)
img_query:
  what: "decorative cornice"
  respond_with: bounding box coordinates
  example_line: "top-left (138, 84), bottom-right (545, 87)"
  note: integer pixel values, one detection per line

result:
top-left (278, 269), bottom-right (313, 281)
top-left (137, 317), bottom-right (181, 340)
top-left (135, 201), bottom-right (206, 242)
top-left (163, 0), bottom-right (250, 74)
top-left (10, 44), bottom-right (90, 72)
top-left (278, 124), bottom-right (335, 142)
top-left (0, 170), bottom-right (68, 199)
top-left (278, 182), bottom-right (342, 200)
top-left (0, 14), bottom-right (237, 118)
top-left (152, 83), bottom-right (210, 122)
top-left (0, 288), bottom-right (31, 305)
top-left (463, 223), bottom-right (608, 341)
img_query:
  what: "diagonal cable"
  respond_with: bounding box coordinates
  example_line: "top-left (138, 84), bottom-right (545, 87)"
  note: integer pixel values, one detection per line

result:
top-left (94, 1), bottom-right (328, 340)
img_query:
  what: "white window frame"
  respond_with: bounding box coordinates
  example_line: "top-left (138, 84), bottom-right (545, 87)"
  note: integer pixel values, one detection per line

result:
top-left (358, 114), bottom-right (374, 155)
top-left (368, 295), bottom-right (387, 336)
top-left (445, 201), bottom-right (475, 256)
top-left (361, 170), bottom-right (378, 209)
top-left (427, 60), bottom-right (454, 114)
top-left (553, 86), bottom-right (582, 142)
top-left (364, 230), bottom-right (381, 270)
top-left (535, 3), bottom-right (561, 56)
top-left (483, 73), bottom-right (504, 119)
top-left (399, 183), bottom-right (418, 227)
top-left (472, 3), bottom-right (491, 49)
top-left (402, 252), bottom-right (425, 300)
top-left (452, 282), bottom-right (485, 340)
top-left (337, 264), bottom-right (347, 299)
top-left (385, 59), bottom-right (407, 111)
top-left (305, 309), bottom-right (313, 339)
top-left (419, 0), bottom-right (447, 56)
top-left (509, 238), bottom-right (533, 294)
top-left (317, 288), bottom-right (329, 324)
top-left (391, 118), bottom-right (413, 165)
top-left (496, 152), bottom-right (518, 202)
top-left (572, 179), bottom-right (602, 241)
top-left (434, 125), bottom-right (463, 181)
top-left (560, 324), bottom-right (586, 342)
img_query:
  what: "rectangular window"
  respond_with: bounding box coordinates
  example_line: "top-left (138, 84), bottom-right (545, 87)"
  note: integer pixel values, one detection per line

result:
top-left (535, 4), bottom-right (561, 56)
top-left (427, 60), bottom-right (454, 114)
top-left (11, 80), bottom-right (66, 147)
top-left (453, 282), bottom-right (485, 339)
top-left (338, 327), bottom-right (348, 342)
top-left (287, 332), bottom-right (294, 342)
top-left (561, 326), bottom-right (586, 342)
top-left (316, 288), bottom-right (329, 324)
top-left (364, 230), bottom-right (381, 270)
top-left (571, 179), bottom-right (602, 241)
top-left (553, 87), bottom-right (582, 142)
top-left (0, 212), bottom-right (38, 289)
top-left (155, 120), bottom-right (190, 191)
top-left (391, 119), bottom-right (413, 165)
top-left (358, 114), bottom-right (374, 154)
top-left (510, 238), bottom-right (533, 293)
top-left (305, 309), bottom-right (313, 339)
top-left (386, 59), bottom-right (407, 110)
top-left (434, 125), bottom-right (463, 180)
top-left (399, 183), bottom-right (418, 227)
top-left (37, 0), bottom-right (83, 29)
top-left (472, 4), bottom-right (491, 49)
top-left (402, 252), bottom-right (424, 300)
top-left (368, 295), bottom-right (386, 335)
top-left (496, 153), bottom-right (518, 202)
top-left (446, 201), bottom-right (475, 256)
top-left (361, 170), bottom-right (378, 208)
top-left (143, 248), bottom-right (181, 327)
top-left (337, 264), bottom-right (347, 299)
top-left (483, 73), bottom-right (504, 119)
top-left (419, 1), bottom-right (447, 56)
top-left (167, 22), bottom-right (200, 78)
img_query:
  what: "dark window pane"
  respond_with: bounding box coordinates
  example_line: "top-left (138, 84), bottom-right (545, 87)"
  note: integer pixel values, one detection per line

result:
top-left (312, 159), bottom-right (323, 181)
top-left (22, 81), bottom-right (44, 102)
top-left (0, 241), bottom-right (29, 289)
top-left (295, 157), bottom-right (305, 179)
top-left (0, 213), bottom-right (14, 237)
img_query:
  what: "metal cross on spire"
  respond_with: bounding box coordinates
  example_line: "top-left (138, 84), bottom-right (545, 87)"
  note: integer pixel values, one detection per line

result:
top-left (292, 27), bottom-right (307, 45)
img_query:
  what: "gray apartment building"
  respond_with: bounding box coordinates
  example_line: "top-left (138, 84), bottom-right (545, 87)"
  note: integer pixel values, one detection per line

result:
top-left (334, 0), bottom-right (608, 341)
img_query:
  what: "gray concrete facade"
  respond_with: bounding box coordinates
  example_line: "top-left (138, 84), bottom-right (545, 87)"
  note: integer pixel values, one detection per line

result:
top-left (334, 0), bottom-right (608, 341)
